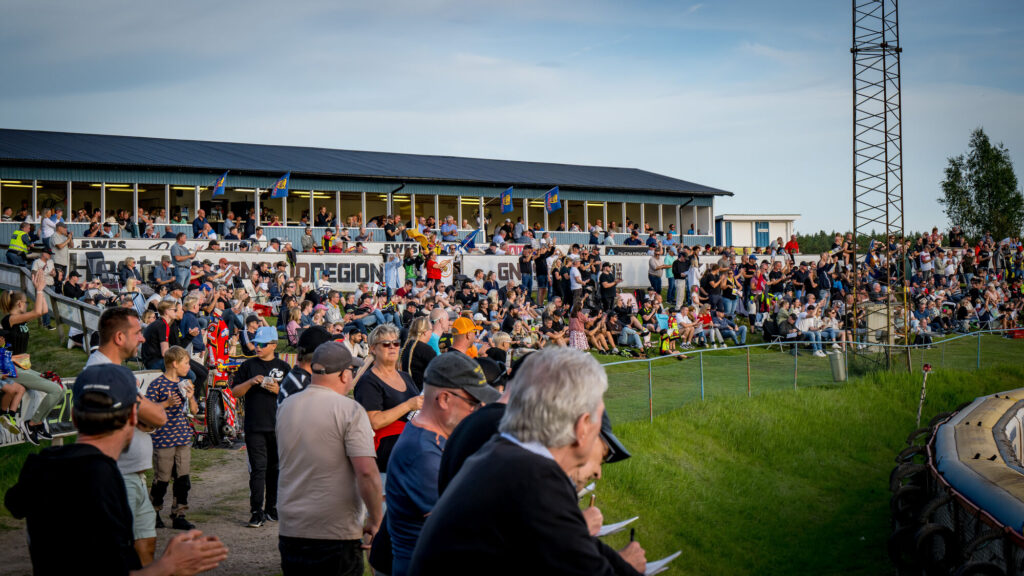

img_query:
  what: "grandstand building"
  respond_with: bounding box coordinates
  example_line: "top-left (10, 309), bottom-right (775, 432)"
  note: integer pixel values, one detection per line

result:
top-left (0, 129), bottom-right (730, 246)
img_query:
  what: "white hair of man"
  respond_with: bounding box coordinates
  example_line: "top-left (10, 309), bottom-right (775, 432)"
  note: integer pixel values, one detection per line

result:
top-left (499, 347), bottom-right (607, 448)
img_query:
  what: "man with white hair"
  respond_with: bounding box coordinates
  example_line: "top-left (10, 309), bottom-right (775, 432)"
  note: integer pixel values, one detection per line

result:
top-left (408, 347), bottom-right (646, 575)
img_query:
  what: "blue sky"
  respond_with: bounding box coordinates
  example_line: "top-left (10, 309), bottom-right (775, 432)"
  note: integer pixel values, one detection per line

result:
top-left (1, 0), bottom-right (1021, 233)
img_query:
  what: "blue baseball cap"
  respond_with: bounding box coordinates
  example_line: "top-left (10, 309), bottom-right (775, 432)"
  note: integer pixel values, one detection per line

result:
top-left (253, 326), bottom-right (278, 345)
top-left (73, 365), bottom-right (138, 413)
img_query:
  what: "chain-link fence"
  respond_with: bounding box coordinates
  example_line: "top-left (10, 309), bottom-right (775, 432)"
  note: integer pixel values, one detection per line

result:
top-left (603, 330), bottom-right (1024, 424)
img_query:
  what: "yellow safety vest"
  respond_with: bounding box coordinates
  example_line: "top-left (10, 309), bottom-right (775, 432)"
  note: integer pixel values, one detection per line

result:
top-left (8, 230), bottom-right (29, 253)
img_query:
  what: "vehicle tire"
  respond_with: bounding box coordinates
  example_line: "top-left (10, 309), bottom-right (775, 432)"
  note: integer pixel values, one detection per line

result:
top-left (890, 463), bottom-right (928, 492)
top-left (891, 485), bottom-right (925, 525)
top-left (206, 388), bottom-right (227, 448)
top-left (888, 525), bottom-right (918, 571)
top-left (963, 530), bottom-right (1003, 561)
top-left (915, 523), bottom-right (958, 576)
top-left (896, 445), bottom-right (928, 465)
top-left (918, 495), bottom-right (953, 524)
top-left (929, 411), bottom-right (954, 427)
top-left (907, 427), bottom-right (934, 446)
top-left (954, 562), bottom-right (1005, 576)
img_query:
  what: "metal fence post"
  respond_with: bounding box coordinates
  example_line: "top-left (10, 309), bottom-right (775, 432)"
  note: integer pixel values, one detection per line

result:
top-left (746, 347), bottom-right (751, 398)
top-left (977, 332), bottom-right (982, 370)
top-left (647, 359), bottom-right (653, 423)
top-left (793, 343), bottom-right (798, 390)
top-left (699, 352), bottom-right (705, 402)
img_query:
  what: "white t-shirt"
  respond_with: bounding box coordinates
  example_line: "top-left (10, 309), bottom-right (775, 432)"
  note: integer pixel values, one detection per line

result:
top-left (85, 351), bottom-right (153, 475)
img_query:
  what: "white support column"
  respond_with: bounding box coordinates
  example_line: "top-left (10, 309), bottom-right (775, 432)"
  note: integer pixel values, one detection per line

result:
top-left (543, 202), bottom-right (549, 232)
top-left (603, 202), bottom-right (608, 230)
top-left (254, 189), bottom-right (261, 226)
top-left (132, 183), bottom-right (139, 233)
top-left (657, 204), bottom-right (663, 232)
top-left (478, 197), bottom-right (487, 243)
top-left (0, 182), bottom-right (3, 216)
top-left (361, 192), bottom-right (367, 226)
top-left (386, 192), bottom-right (393, 218)
top-left (100, 183), bottom-right (106, 221)
top-left (410, 193), bottom-right (416, 225)
top-left (281, 196), bottom-right (287, 225)
top-left (65, 181), bottom-right (72, 215)
top-left (583, 201), bottom-right (589, 231)
top-left (563, 200), bottom-right (568, 232)
top-left (434, 195), bottom-right (440, 230)
top-left (335, 191), bottom-right (342, 227)
top-left (31, 180), bottom-right (38, 221)
top-left (707, 205), bottom-right (713, 236)
top-left (309, 190), bottom-right (315, 227)
top-left (522, 198), bottom-right (529, 229)
top-left (621, 202), bottom-right (626, 233)
top-left (692, 206), bottom-right (698, 234)
top-left (164, 184), bottom-right (170, 222)
top-left (457, 196), bottom-right (463, 227)
top-left (639, 203), bottom-right (645, 232)
top-left (194, 186), bottom-right (201, 217)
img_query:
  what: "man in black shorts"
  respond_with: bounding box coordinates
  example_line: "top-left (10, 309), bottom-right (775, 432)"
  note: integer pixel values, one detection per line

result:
top-left (5, 364), bottom-right (228, 575)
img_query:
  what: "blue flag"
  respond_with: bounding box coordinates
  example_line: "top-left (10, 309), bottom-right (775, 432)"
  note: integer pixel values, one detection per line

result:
top-left (270, 172), bottom-right (290, 199)
top-left (500, 186), bottom-right (514, 214)
top-left (212, 171), bottom-right (228, 196)
top-left (457, 228), bottom-right (480, 253)
top-left (544, 186), bottom-right (561, 213)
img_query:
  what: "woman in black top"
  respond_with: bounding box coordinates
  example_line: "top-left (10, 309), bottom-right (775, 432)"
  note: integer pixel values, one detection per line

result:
top-left (353, 324), bottom-right (423, 474)
top-left (0, 271), bottom-right (64, 443)
top-left (399, 316), bottom-right (437, 388)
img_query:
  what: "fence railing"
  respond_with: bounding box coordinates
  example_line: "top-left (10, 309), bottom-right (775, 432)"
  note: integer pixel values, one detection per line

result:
top-left (602, 330), bottom-right (1024, 424)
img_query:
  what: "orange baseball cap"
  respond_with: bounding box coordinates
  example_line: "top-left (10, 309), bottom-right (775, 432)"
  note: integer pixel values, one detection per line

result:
top-left (451, 317), bottom-right (482, 336)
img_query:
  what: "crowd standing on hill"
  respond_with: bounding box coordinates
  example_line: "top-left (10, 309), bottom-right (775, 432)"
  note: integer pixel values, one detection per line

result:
top-left (2, 212), bottom-right (1024, 574)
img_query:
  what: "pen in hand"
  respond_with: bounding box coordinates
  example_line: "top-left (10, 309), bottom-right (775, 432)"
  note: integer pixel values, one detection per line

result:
top-left (630, 528), bottom-right (635, 543)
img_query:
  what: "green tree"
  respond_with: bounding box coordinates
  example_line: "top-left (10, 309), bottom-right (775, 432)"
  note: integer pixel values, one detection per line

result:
top-left (939, 128), bottom-right (1024, 240)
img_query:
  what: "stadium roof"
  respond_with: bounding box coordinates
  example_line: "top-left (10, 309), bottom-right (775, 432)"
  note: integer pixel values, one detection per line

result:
top-left (0, 129), bottom-right (732, 197)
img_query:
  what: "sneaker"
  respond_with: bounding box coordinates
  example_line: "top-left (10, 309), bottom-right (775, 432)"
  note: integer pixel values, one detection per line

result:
top-left (720, 343), bottom-right (728, 348)
top-left (36, 423), bottom-right (52, 441)
top-left (1, 413), bottom-right (19, 435)
top-left (247, 511), bottom-right (264, 528)
top-left (814, 350), bottom-right (827, 358)
top-left (66, 338), bottom-right (75, 349)
top-left (171, 514), bottom-right (196, 530)
top-left (155, 514), bottom-right (165, 529)
top-left (21, 421), bottom-right (40, 446)
top-left (264, 508), bottom-right (278, 522)
top-left (45, 324), bottom-right (56, 331)
top-left (831, 343), bottom-right (840, 350)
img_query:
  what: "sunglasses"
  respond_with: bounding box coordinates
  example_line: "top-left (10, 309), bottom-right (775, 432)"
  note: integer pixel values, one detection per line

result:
top-left (448, 391), bottom-right (481, 411)
top-left (375, 340), bottom-right (401, 349)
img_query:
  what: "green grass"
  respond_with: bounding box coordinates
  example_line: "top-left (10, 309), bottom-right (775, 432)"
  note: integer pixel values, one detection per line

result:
top-left (594, 360), bottom-right (1024, 575)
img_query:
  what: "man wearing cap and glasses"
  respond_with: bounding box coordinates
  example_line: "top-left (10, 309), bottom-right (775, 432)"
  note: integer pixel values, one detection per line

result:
top-left (5, 364), bottom-right (229, 575)
top-left (230, 326), bottom-right (290, 528)
top-left (381, 352), bottom-right (501, 576)
top-left (410, 347), bottom-right (646, 576)
top-left (277, 341), bottom-right (382, 576)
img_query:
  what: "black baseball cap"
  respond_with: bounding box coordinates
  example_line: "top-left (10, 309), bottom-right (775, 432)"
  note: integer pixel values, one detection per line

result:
top-left (296, 326), bottom-right (332, 355)
top-left (424, 351), bottom-right (500, 404)
top-left (474, 356), bottom-right (508, 390)
top-left (601, 411), bottom-right (631, 464)
top-left (73, 365), bottom-right (138, 414)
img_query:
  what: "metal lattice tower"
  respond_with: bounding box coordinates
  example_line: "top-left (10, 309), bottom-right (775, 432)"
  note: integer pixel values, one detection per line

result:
top-left (852, 0), bottom-right (909, 367)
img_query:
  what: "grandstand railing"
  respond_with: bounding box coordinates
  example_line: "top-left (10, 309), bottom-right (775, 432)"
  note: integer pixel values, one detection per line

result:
top-left (602, 329), bottom-right (1024, 425)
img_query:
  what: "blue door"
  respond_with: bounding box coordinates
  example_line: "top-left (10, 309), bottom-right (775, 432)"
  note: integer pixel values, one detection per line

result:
top-left (755, 221), bottom-right (770, 248)
top-left (725, 222), bottom-right (733, 247)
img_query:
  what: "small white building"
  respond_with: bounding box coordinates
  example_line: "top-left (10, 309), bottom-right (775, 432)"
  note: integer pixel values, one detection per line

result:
top-left (714, 214), bottom-right (800, 248)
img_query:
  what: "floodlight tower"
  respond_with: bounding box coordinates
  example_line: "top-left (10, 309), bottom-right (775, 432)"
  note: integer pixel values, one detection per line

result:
top-left (851, 0), bottom-right (909, 368)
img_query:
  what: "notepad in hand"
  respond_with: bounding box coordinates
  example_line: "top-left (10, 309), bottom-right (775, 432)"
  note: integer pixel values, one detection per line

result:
top-left (645, 551), bottom-right (682, 576)
top-left (597, 516), bottom-right (639, 537)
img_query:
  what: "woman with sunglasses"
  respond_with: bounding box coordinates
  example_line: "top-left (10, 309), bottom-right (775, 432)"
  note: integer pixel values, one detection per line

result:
top-left (354, 324), bottom-right (424, 481)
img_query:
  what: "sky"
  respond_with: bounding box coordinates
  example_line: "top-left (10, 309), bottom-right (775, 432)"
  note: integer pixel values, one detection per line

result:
top-left (1, 0), bottom-right (1022, 233)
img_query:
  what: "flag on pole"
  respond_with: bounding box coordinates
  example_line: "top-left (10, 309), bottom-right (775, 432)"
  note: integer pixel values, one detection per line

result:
top-left (500, 186), bottom-right (514, 214)
top-left (212, 171), bottom-right (228, 196)
top-left (457, 228), bottom-right (480, 254)
top-left (270, 172), bottom-right (290, 198)
top-left (544, 186), bottom-right (561, 213)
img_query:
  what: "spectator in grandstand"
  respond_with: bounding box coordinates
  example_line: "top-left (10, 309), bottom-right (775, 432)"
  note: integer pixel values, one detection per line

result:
top-left (409, 347), bottom-right (646, 576)
top-left (385, 352), bottom-right (500, 575)
top-left (277, 340), bottom-right (382, 576)
top-left (5, 221), bottom-right (32, 267)
top-left (170, 233), bottom-right (199, 289)
top-left (354, 324), bottom-right (424, 483)
top-left (5, 364), bottom-right (229, 575)
top-left (146, 346), bottom-right (199, 531)
top-left (713, 309), bottom-right (748, 346)
top-left (192, 208), bottom-right (209, 239)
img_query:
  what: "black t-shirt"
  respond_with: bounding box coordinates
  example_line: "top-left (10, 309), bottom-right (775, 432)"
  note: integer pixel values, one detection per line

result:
top-left (614, 305), bottom-right (633, 326)
top-left (140, 318), bottom-right (171, 365)
top-left (5, 444), bottom-right (141, 575)
top-left (518, 254), bottom-right (533, 276)
top-left (437, 402), bottom-right (505, 495)
top-left (534, 251), bottom-right (549, 276)
top-left (979, 249), bottom-right (991, 268)
top-left (599, 272), bottom-right (617, 298)
top-left (353, 368), bottom-right (420, 472)
top-left (501, 314), bottom-right (517, 333)
top-left (234, 355), bottom-right (291, 433)
top-left (456, 291), bottom-right (477, 308)
top-left (1, 314), bottom-right (30, 355)
top-left (741, 263), bottom-right (756, 290)
top-left (768, 270), bottom-right (784, 292)
top-left (385, 223), bottom-right (397, 241)
top-left (400, 340), bottom-right (437, 388)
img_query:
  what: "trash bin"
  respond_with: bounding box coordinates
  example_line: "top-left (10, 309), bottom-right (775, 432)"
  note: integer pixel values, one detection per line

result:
top-left (828, 351), bottom-right (847, 382)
